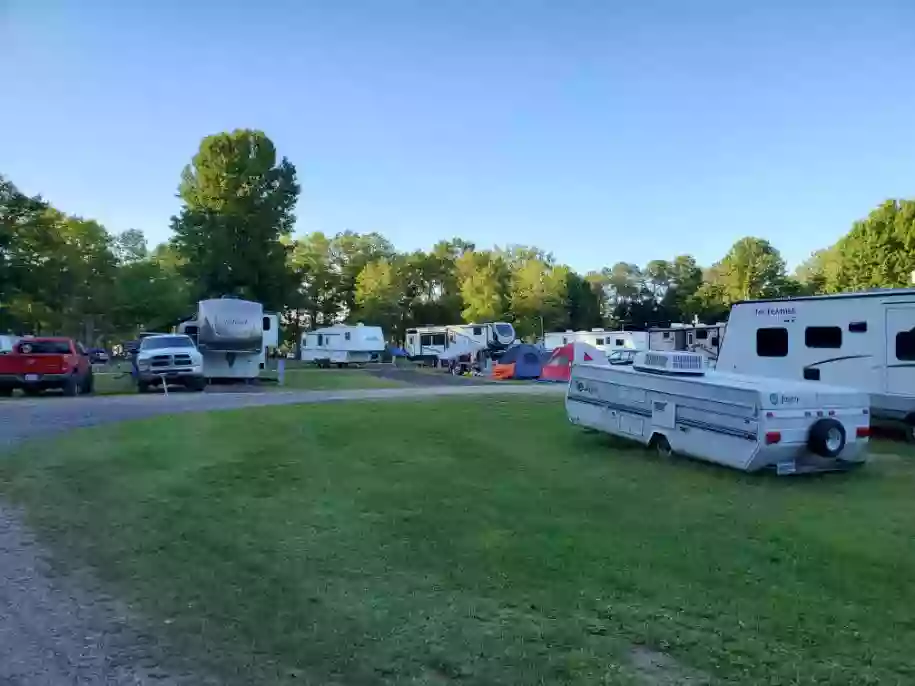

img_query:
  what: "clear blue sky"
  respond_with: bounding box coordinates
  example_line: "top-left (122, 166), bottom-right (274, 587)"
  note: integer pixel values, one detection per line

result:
top-left (3, 0), bottom-right (914, 273)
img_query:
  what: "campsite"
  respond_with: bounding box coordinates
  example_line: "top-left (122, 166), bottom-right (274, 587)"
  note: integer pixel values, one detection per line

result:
top-left (5, 3), bottom-right (915, 685)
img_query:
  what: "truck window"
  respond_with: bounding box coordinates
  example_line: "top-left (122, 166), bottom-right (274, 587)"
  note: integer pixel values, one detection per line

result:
top-left (849, 321), bottom-right (867, 333)
top-left (262, 317), bottom-right (271, 331)
top-left (756, 328), bottom-right (788, 357)
top-left (18, 340), bottom-right (72, 354)
top-left (805, 326), bottom-right (842, 348)
top-left (896, 329), bottom-right (915, 360)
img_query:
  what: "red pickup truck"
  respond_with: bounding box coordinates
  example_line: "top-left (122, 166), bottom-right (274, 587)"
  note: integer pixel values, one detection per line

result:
top-left (0, 337), bottom-right (94, 397)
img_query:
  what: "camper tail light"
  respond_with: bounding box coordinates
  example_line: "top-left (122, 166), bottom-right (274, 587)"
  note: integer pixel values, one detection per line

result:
top-left (856, 426), bottom-right (871, 438)
top-left (765, 431), bottom-right (782, 445)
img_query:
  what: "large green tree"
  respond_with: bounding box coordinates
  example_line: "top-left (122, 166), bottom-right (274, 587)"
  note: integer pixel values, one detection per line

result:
top-left (708, 237), bottom-right (789, 304)
top-left (455, 250), bottom-right (511, 323)
top-left (170, 129), bottom-right (299, 309)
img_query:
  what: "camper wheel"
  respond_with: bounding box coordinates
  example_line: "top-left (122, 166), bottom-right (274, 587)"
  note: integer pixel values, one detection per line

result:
top-left (807, 418), bottom-right (846, 458)
top-left (649, 433), bottom-right (673, 458)
top-left (904, 415), bottom-right (915, 443)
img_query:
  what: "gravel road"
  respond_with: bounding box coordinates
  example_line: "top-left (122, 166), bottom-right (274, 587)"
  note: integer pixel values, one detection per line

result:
top-left (0, 384), bottom-right (564, 685)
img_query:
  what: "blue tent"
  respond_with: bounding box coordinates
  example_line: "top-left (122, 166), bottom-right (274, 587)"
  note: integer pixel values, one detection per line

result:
top-left (496, 344), bottom-right (544, 379)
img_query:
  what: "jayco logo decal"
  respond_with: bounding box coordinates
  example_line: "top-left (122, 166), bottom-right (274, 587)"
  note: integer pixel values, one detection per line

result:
top-left (576, 380), bottom-right (596, 395)
top-left (770, 393), bottom-right (799, 405)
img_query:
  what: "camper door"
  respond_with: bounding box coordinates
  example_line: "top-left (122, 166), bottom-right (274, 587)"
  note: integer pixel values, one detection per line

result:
top-left (886, 307), bottom-right (915, 396)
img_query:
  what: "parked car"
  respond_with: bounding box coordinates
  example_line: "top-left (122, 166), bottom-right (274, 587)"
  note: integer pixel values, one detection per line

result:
top-left (88, 347), bottom-right (110, 364)
top-left (0, 337), bottom-right (94, 397)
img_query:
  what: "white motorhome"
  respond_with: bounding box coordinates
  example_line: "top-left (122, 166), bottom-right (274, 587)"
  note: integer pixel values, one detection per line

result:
top-left (404, 322), bottom-right (515, 364)
top-left (648, 322), bottom-right (726, 366)
top-left (544, 329), bottom-right (647, 356)
top-left (177, 298), bottom-right (267, 380)
top-left (566, 350), bottom-right (870, 474)
top-left (301, 324), bottom-right (385, 367)
top-left (717, 289), bottom-right (915, 436)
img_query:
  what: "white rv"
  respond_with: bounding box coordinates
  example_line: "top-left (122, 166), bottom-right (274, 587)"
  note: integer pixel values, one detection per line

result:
top-left (717, 289), bottom-right (915, 437)
top-left (177, 298), bottom-right (267, 381)
top-left (566, 350), bottom-right (870, 474)
top-left (544, 329), bottom-right (647, 356)
top-left (301, 324), bottom-right (385, 367)
top-left (404, 322), bottom-right (515, 364)
top-left (648, 322), bottom-right (726, 366)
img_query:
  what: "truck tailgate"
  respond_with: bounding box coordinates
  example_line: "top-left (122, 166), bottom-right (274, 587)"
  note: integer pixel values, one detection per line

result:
top-left (0, 354), bottom-right (69, 376)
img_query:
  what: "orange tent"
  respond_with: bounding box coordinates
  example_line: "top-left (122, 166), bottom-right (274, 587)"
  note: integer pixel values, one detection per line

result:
top-left (540, 342), bottom-right (605, 382)
top-left (491, 362), bottom-right (516, 380)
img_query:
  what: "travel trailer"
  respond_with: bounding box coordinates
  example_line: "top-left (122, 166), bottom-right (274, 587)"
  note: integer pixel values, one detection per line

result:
top-left (717, 289), bottom-right (915, 437)
top-left (648, 322), bottom-right (726, 366)
top-left (404, 322), bottom-right (515, 364)
top-left (543, 329), bottom-right (647, 356)
top-left (301, 324), bottom-right (385, 367)
top-left (566, 350), bottom-right (870, 474)
top-left (177, 297), bottom-right (268, 381)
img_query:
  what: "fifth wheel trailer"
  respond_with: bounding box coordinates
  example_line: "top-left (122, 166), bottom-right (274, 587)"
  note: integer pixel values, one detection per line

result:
top-left (717, 289), bottom-right (915, 437)
top-left (177, 298), bottom-right (267, 381)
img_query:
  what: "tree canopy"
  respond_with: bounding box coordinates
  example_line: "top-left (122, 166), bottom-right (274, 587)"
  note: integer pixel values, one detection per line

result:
top-left (4, 128), bottom-right (915, 347)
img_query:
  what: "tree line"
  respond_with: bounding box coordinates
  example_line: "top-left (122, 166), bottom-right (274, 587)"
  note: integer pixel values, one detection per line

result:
top-left (3, 128), bottom-right (914, 347)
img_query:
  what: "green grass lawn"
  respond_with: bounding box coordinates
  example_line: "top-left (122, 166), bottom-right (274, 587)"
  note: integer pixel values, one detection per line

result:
top-left (2, 398), bottom-right (914, 685)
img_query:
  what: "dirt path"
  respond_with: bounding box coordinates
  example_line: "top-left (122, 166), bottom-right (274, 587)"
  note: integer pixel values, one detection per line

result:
top-left (0, 384), bottom-right (564, 684)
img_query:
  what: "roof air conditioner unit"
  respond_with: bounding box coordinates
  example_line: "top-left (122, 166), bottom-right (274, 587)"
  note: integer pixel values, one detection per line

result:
top-left (633, 350), bottom-right (705, 376)
top-left (591, 328), bottom-right (605, 332)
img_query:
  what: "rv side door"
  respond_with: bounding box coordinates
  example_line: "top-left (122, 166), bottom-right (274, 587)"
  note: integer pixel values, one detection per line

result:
top-left (885, 307), bottom-right (915, 396)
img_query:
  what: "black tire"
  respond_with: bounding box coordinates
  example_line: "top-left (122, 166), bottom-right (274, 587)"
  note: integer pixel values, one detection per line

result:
top-left (137, 381), bottom-right (150, 394)
top-left (22, 387), bottom-right (42, 397)
top-left (83, 373), bottom-right (94, 395)
top-left (808, 418), bottom-right (846, 458)
top-left (188, 377), bottom-right (206, 392)
top-left (336, 363), bottom-right (344, 369)
top-left (904, 416), bottom-right (915, 444)
top-left (62, 376), bottom-right (80, 397)
top-left (650, 433), bottom-right (673, 458)
top-left (0, 387), bottom-right (12, 397)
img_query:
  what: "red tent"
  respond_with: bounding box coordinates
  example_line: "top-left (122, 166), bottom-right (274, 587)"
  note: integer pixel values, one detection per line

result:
top-left (540, 342), bottom-right (605, 382)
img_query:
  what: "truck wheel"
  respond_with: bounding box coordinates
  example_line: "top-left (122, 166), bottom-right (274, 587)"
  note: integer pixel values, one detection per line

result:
top-left (137, 382), bottom-right (150, 394)
top-left (190, 378), bottom-right (206, 392)
top-left (808, 418), bottom-right (846, 458)
top-left (23, 387), bottom-right (42, 397)
top-left (62, 376), bottom-right (81, 397)
top-left (83, 374), bottom-right (94, 395)
top-left (0, 388), bottom-right (12, 397)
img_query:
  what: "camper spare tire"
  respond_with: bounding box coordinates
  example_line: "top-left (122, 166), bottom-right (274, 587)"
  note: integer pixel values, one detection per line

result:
top-left (807, 418), bottom-right (846, 458)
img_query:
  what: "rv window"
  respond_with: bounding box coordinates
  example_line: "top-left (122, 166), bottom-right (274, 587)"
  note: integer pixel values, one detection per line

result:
top-left (615, 338), bottom-right (624, 346)
top-left (562, 337), bottom-right (568, 344)
top-left (262, 317), bottom-right (271, 331)
top-left (711, 336), bottom-right (719, 347)
top-left (317, 334), bottom-right (323, 346)
top-left (433, 333), bottom-right (446, 346)
top-left (756, 327), bottom-right (788, 357)
top-left (473, 326), bottom-right (482, 336)
top-left (420, 334), bottom-right (433, 347)
top-left (849, 321), bottom-right (867, 333)
top-left (662, 332), bottom-right (670, 339)
top-left (595, 338), bottom-right (605, 346)
top-left (896, 329), bottom-right (915, 361)
top-left (805, 326), bottom-right (842, 349)
top-left (695, 329), bottom-right (708, 340)
top-left (345, 332), bottom-right (351, 341)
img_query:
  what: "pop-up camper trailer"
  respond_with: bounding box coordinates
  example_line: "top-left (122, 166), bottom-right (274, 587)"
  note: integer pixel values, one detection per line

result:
top-left (567, 350), bottom-right (870, 474)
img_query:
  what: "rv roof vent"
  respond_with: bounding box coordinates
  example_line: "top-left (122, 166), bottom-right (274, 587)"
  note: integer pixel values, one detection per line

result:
top-left (633, 350), bottom-right (705, 376)
top-left (591, 328), bottom-right (605, 332)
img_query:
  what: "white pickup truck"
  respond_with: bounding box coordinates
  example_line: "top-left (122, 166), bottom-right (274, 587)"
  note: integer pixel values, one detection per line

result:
top-left (135, 334), bottom-right (206, 393)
